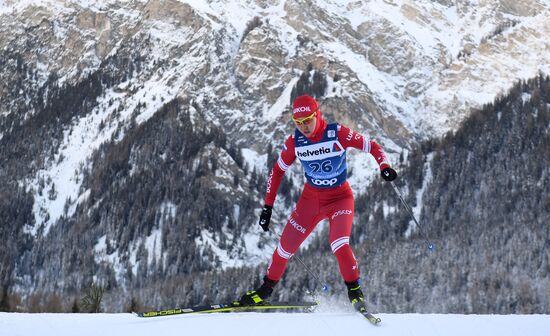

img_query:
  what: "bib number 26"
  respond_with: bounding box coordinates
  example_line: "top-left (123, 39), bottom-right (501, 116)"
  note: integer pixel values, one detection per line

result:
top-left (309, 160), bottom-right (332, 173)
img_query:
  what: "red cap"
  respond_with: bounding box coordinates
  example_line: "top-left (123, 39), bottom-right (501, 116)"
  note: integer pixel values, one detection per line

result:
top-left (292, 95), bottom-right (318, 119)
top-left (292, 95), bottom-right (325, 139)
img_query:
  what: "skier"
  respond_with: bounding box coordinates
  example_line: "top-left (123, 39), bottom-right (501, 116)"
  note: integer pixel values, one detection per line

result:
top-left (238, 95), bottom-right (397, 312)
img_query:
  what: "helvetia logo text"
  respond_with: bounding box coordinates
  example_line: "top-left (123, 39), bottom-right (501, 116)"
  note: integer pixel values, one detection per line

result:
top-left (297, 147), bottom-right (331, 158)
top-left (311, 178), bottom-right (338, 186)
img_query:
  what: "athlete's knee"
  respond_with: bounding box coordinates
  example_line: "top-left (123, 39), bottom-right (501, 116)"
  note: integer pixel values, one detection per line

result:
top-left (267, 243), bottom-right (294, 281)
top-left (275, 241), bottom-right (294, 260)
top-left (332, 241), bottom-right (359, 282)
top-left (330, 236), bottom-right (351, 254)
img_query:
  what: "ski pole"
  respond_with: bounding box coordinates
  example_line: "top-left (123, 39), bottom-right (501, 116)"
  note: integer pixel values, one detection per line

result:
top-left (390, 181), bottom-right (435, 251)
top-left (273, 228), bottom-right (330, 293)
top-left (292, 251), bottom-right (330, 293)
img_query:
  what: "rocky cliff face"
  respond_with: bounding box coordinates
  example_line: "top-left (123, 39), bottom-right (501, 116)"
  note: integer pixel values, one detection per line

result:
top-left (0, 0), bottom-right (549, 311)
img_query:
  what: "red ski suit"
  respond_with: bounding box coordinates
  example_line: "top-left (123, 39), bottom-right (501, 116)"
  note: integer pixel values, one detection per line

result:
top-left (264, 122), bottom-right (390, 283)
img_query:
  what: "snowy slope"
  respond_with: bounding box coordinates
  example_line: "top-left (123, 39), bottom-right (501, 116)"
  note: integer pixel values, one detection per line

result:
top-left (1, 311), bottom-right (549, 336)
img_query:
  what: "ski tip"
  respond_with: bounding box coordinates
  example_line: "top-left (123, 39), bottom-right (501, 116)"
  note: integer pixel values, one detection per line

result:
top-left (366, 315), bottom-right (382, 325)
top-left (321, 284), bottom-right (329, 292)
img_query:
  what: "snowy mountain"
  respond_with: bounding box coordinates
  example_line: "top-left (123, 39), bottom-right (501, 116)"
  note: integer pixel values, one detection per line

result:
top-left (0, 0), bottom-right (549, 313)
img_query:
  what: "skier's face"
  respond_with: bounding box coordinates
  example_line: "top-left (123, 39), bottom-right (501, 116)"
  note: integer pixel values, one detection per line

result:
top-left (293, 112), bottom-right (317, 137)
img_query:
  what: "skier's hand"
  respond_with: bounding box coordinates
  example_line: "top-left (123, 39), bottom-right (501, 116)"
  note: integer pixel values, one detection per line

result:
top-left (259, 205), bottom-right (273, 232)
top-left (381, 167), bottom-right (397, 182)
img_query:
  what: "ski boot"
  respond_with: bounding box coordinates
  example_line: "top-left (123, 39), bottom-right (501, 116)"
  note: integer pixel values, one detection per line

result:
top-left (346, 280), bottom-right (382, 324)
top-left (237, 276), bottom-right (278, 306)
top-left (346, 280), bottom-right (367, 312)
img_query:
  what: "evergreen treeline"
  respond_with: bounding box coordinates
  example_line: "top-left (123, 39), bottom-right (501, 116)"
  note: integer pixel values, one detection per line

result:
top-left (0, 38), bottom-right (147, 181)
top-left (0, 182), bottom-right (33, 307)
top-left (10, 96), bottom-right (261, 311)
top-left (0, 40), bottom-right (150, 307)
top-left (290, 63), bottom-right (328, 103)
top-left (1, 36), bottom-right (259, 310)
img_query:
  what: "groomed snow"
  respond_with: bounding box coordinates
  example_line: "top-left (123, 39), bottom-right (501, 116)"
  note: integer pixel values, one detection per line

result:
top-left (1, 311), bottom-right (549, 336)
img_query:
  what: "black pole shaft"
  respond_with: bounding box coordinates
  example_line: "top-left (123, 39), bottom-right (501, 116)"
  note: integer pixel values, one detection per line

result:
top-left (273, 229), bottom-right (329, 293)
top-left (390, 181), bottom-right (434, 250)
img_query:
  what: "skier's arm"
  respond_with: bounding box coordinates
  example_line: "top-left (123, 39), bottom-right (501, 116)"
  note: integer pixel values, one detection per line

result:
top-left (338, 125), bottom-right (396, 180)
top-left (258, 136), bottom-right (296, 232)
top-left (264, 136), bottom-right (296, 206)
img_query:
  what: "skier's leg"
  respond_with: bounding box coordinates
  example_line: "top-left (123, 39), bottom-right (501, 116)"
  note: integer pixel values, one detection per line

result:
top-left (327, 192), bottom-right (369, 311)
top-left (266, 204), bottom-right (323, 281)
top-left (239, 190), bottom-right (321, 305)
top-left (328, 194), bottom-right (359, 283)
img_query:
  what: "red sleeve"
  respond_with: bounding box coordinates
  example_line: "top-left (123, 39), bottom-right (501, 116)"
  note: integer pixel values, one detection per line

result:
top-left (337, 124), bottom-right (391, 170)
top-left (264, 135), bottom-right (296, 206)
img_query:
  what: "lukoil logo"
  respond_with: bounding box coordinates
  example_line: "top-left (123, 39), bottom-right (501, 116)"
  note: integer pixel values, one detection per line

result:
top-left (293, 106), bottom-right (311, 114)
top-left (289, 217), bottom-right (306, 234)
top-left (311, 178), bottom-right (338, 186)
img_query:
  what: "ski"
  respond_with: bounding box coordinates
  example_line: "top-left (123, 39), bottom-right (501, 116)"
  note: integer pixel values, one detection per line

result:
top-left (359, 309), bottom-right (381, 325)
top-left (135, 301), bottom-right (318, 318)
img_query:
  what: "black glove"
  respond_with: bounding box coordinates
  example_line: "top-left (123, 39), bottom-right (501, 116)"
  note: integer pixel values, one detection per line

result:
top-left (381, 167), bottom-right (397, 182)
top-left (259, 205), bottom-right (273, 232)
